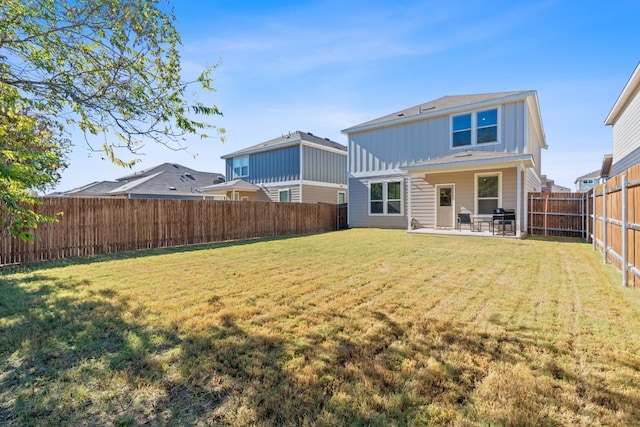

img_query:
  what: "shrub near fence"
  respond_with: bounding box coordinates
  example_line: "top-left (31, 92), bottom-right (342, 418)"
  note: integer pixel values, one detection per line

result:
top-left (0, 198), bottom-right (340, 266)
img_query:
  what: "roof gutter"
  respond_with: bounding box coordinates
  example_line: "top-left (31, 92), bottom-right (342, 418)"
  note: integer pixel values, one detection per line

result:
top-left (401, 154), bottom-right (535, 174)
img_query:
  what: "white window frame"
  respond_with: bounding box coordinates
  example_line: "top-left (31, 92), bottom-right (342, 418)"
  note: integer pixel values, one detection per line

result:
top-left (278, 189), bottom-right (290, 202)
top-left (337, 191), bottom-right (346, 205)
top-left (368, 179), bottom-right (404, 216)
top-left (232, 156), bottom-right (249, 178)
top-left (474, 172), bottom-right (502, 216)
top-left (450, 107), bottom-right (501, 149)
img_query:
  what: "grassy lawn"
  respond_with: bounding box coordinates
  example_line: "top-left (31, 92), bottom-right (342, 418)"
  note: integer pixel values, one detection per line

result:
top-left (2, 229), bottom-right (640, 426)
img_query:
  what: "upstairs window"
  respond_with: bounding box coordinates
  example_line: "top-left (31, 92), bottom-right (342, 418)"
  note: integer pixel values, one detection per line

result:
top-left (452, 114), bottom-right (472, 147)
top-left (477, 109), bottom-right (498, 144)
top-left (451, 108), bottom-right (499, 148)
top-left (233, 156), bottom-right (249, 178)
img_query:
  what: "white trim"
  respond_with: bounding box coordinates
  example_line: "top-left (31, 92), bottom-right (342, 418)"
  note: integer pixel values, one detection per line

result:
top-left (299, 147), bottom-right (304, 202)
top-left (337, 191), bottom-right (346, 204)
top-left (407, 176), bottom-right (412, 231)
top-left (232, 156), bottom-right (249, 179)
top-left (402, 156), bottom-right (534, 175)
top-left (349, 169), bottom-right (408, 179)
top-left (450, 107), bottom-right (501, 150)
top-left (605, 62), bottom-right (640, 125)
top-left (300, 141), bottom-right (348, 156)
top-left (516, 164), bottom-right (522, 237)
top-left (256, 179), bottom-right (347, 189)
top-left (474, 172), bottom-right (502, 216)
top-left (435, 183), bottom-right (456, 228)
top-left (278, 188), bottom-right (291, 202)
top-left (367, 178), bottom-right (404, 216)
top-left (301, 180), bottom-right (347, 189)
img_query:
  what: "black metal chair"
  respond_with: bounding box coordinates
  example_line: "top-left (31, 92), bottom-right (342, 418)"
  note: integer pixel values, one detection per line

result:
top-left (457, 212), bottom-right (473, 231)
top-left (492, 208), bottom-right (515, 235)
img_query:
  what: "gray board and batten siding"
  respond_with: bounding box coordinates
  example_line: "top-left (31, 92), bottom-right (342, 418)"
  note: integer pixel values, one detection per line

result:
top-left (605, 62), bottom-right (640, 177)
top-left (223, 134), bottom-right (347, 186)
top-left (225, 145), bottom-right (300, 185)
top-left (347, 99), bottom-right (530, 176)
top-left (302, 145), bottom-right (347, 185)
top-left (343, 91), bottom-right (545, 229)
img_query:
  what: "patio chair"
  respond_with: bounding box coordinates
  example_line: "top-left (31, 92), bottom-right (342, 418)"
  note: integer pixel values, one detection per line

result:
top-left (492, 208), bottom-right (515, 235)
top-left (457, 212), bottom-right (473, 231)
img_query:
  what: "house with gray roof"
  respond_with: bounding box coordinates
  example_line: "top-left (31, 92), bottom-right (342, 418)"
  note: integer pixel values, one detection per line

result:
top-left (574, 169), bottom-right (606, 192)
top-left (200, 131), bottom-right (347, 204)
top-left (58, 163), bottom-right (225, 200)
top-left (604, 62), bottom-right (640, 176)
top-left (341, 91), bottom-right (547, 237)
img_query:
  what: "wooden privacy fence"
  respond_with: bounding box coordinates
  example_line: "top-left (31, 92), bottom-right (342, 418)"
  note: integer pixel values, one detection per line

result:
top-left (0, 198), bottom-right (342, 266)
top-left (528, 192), bottom-right (590, 239)
top-left (592, 163), bottom-right (640, 288)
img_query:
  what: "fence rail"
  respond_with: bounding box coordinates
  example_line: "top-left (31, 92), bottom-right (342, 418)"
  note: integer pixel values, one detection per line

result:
top-left (592, 163), bottom-right (640, 288)
top-left (528, 192), bottom-right (590, 239)
top-left (0, 198), bottom-right (343, 266)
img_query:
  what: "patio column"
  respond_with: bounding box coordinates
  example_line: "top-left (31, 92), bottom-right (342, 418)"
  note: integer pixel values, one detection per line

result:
top-left (516, 164), bottom-right (522, 238)
top-left (406, 175), bottom-right (412, 231)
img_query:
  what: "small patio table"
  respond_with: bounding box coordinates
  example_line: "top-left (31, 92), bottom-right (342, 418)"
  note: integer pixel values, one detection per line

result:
top-left (473, 217), bottom-right (492, 232)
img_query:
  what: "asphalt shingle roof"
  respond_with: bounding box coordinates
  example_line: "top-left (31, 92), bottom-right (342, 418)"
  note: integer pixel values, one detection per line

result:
top-left (221, 131), bottom-right (346, 159)
top-left (61, 163), bottom-right (225, 198)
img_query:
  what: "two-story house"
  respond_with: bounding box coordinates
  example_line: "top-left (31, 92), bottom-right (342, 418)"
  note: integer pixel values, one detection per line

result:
top-left (604, 62), bottom-right (640, 177)
top-left (341, 91), bottom-right (547, 237)
top-left (574, 169), bottom-right (607, 192)
top-left (200, 131), bottom-right (347, 204)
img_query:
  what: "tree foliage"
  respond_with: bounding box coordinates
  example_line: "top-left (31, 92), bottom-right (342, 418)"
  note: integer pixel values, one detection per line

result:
top-left (0, 0), bottom-right (223, 240)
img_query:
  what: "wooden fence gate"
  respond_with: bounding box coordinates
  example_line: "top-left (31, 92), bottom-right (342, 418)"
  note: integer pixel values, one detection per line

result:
top-left (528, 192), bottom-right (590, 239)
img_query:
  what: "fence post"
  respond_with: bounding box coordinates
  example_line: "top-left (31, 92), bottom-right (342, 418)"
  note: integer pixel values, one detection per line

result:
top-left (544, 195), bottom-right (548, 237)
top-left (528, 193), bottom-right (532, 236)
top-left (581, 192), bottom-right (585, 240)
top-left (621, 175), bottom-right (628, 287)
top-left (592, 189), bottom-right (596, 250)
top-left (602, 184), bottom-right (607, 264)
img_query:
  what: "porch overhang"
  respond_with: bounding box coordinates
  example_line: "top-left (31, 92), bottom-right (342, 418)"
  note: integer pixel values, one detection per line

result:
top-left (198, 179), bottom-right (261, 194)
top-left (400, 151), bottom-right (535, 175)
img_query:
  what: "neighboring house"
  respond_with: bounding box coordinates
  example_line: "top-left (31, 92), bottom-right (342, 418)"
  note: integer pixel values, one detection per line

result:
top-left (604, 62), bottom-right (640, 176)
top-left (574, 169), bottom-right (606, 192)
top-left (200, 131), bottom-right (347, 204)
top-left (341, 91), bottom-right (547, 237)
top-left (57, 163), bottom-right (225, 200)
top-left (541, 175), bottom-right (571, 193)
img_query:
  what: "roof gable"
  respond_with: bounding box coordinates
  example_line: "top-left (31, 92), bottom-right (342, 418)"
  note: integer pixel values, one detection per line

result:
top-left (342, 91), bottom-right (536, 134)
top-left (221, 131), bottom-right (346, 159)
top-left (605, 62), bottom-right (640, 125)
top-left (116, 162), bottom-right (203, 181)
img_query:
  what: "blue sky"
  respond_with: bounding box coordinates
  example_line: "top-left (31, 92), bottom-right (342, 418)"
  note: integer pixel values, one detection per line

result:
top-left (55, 0), bottom-right (640, 191)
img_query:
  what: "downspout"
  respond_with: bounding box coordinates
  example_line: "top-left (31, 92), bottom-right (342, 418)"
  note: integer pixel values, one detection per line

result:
top-left (621, 175), bottom-right (628, 286)
top-left (407, 175), bottom-right (412, 231)
top-left (516, 163), bottom-right (522, 238)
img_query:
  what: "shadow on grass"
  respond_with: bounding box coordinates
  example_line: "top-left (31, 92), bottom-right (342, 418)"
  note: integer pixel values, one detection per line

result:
top-left (524, 234), bottom-right (589, 244)
top-left (2, 272), bottom-right (640, 425)
top-left (0, 233), bottom-right (311, 274)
